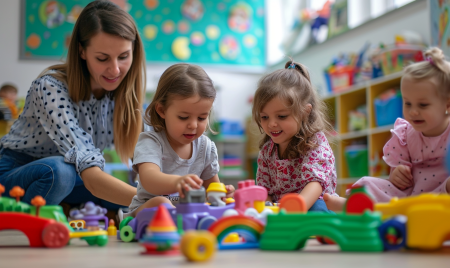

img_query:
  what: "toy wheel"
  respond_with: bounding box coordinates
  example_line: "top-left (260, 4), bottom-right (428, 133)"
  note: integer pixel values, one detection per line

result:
top-left (96, 235), bottom-right (108, 247)
top-left (180, 231), bottom-right (216, 262)
top-left (119, 216), bottom-right (134, 231)
top-left (120, 225), bottom-right (135, 242)
top-left (197, 216), bottom-right (217, 230)
top-left (378, 216), bottom-right (407, 251)
top-left (42, 222), bottom-right (70, 248)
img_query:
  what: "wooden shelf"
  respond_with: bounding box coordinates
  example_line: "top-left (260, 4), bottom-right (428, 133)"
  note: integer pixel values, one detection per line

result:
top-left (323, 72), bottom-right (402, 194)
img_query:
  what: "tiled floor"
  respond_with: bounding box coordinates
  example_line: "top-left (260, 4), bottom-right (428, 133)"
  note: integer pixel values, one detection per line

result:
top-left (1, 231), bottom-right (450, 268)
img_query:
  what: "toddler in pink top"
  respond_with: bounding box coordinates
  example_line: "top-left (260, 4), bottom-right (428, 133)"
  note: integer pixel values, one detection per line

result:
top-left (325, 47), bottom-right (450, 212)
top-left (252, 60), bottom-right (337, 213)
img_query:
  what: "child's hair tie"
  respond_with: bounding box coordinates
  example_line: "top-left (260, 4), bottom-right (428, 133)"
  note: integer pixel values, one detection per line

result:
top-left (427, 56), bottom-right (435, 67)
top-left (287, 62), bottom-right (296, 69)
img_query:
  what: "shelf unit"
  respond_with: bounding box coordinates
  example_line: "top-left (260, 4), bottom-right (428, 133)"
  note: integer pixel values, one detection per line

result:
top-left (210, 134), bottom-right (248, 189)
top-left (323, 72), bottom-right (403, 196)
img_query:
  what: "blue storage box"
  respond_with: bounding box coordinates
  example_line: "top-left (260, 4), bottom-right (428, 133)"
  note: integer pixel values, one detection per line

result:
top-left (219, 120), bottom-right (245, 136)
top-left (374, 91), bottom-right (403, 127)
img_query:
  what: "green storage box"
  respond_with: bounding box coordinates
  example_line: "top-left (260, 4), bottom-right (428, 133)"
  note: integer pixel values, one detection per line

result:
top-left (344, 145), bottom-right (369, 178)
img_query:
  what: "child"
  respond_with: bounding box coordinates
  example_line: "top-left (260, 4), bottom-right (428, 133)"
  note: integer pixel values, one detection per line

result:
top-left (0, 83), bottom-right (19, 118)
top-left (252, 60), bottom-right (338, 212)
top-left (324, 47), bottom-right (450, 212)
top-left (128, 63), bottom-right (235, 216)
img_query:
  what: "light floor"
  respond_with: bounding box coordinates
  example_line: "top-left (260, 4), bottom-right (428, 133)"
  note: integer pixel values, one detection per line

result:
top-left (1, 230), bottom-right (449, 268)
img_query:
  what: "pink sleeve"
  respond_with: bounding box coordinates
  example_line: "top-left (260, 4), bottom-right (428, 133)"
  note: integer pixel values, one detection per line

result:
top-left (382, 118), bottom-right (412, 168)
top-left (300, 135), bottom-right (337, 196)
top-left (256, 148), bottom-right (273, 195)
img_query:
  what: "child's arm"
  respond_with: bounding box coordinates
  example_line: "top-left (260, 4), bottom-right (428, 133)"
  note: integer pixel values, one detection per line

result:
top-left (137, 162), bottom-right (203, 197)
top-left (203, 174), bottom-right (235, 198)
top-left (299, 182), bottom-right (323, 210)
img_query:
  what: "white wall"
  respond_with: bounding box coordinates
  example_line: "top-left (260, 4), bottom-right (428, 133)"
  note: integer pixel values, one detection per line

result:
top-left (0, 0), bottom-right (260, 125)
top-left (270, 0), bottom-right (430, 96)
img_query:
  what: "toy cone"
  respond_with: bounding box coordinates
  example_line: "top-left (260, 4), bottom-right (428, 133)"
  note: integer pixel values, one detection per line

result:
top-left (147, 205), bottom-right (177, 232)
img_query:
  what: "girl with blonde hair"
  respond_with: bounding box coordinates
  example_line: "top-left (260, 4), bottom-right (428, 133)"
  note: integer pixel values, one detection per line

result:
top-left (0, 0), bottom-right (145, 208)
top-left (325, 47), bottom-right (450, 212)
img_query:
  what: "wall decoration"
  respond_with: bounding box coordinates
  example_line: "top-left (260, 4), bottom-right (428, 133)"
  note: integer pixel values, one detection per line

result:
top-left (327, 0), bottom-right (348, 39)
top-left (430, 0), bottom-right (450, 56)
top-left (21, 0), bottom-right (265, 68)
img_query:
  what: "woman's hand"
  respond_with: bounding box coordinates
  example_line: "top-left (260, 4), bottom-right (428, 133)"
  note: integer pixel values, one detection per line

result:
top-left (389, 165), bottom-right (413, 190)
top-left (175, 174), bottom-right (203, 197)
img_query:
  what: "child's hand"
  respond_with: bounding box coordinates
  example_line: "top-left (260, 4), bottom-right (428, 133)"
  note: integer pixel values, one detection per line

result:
top-left (389, 165), bottom-right (413, 190)
top-left (225, 184), bottom-right (235, 198)
top-left (175, 174), bottom-right (203, 198)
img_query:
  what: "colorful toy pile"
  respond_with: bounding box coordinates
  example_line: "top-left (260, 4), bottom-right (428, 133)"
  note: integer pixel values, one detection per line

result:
top-left (0, 184), bottom-right (109, 248)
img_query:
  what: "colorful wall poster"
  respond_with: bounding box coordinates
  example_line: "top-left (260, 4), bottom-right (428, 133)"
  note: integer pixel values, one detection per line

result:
top-left (21, 0), bottom-right (266, 68)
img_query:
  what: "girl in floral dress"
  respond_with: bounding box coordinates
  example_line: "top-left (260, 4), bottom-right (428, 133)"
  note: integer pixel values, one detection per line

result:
top-left (252, 60), bottom-right (337, 212)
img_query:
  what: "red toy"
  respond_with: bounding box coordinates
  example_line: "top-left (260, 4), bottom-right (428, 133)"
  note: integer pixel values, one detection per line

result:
top-left (0, 212), bottom-right (70, 248)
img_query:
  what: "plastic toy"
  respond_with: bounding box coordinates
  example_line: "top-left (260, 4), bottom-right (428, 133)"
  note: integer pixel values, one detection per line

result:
top-left (70, 201), bottom-right (109, 230)
top-left (140, 204), bottom-right (180, 255)
top-left (375, 194), bottom-right (450, 250)
top-left (234, 180), bottom-right (267, 214)
top-left (70, 220), bottom-right (86, 230)
top-left (120, 202), bottom-right (234, 242)
top-left (0, 184), bottom-right (108, 247)
top-left (344, 186), bottom-right (375, 214)
top-left (69, 229), bottom-right (109, 246)
top-left (107, 219), bottom-right (117, 236)
top-left (206, 182), bottom-right (227, 206)
top-left (278, 193), bottom-right (307, 213)
top-left (180, 186), bottom-right (206, 204)
top-left (180, 230), bottom-right (216, 262)
top-left (0, 212), bottom-right (70, 248)
top-left (259, 189), bottom-right (384, 252)
top-left (208, 215), bottom-right (265, 249)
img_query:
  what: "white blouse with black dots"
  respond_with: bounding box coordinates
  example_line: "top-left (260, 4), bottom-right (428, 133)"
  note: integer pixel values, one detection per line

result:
top-left (0, 74), bottom-right (115, 175)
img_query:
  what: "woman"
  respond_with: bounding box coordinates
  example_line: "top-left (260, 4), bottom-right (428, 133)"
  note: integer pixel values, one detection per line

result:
top-left (0, 0), bottom-right (144, 208)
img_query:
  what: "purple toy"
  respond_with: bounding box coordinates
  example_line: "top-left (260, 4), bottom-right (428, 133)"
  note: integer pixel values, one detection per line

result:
top-left (69, 201), bottom-right (109, 228)
top-left (120, 202), bottom-right (235, 242)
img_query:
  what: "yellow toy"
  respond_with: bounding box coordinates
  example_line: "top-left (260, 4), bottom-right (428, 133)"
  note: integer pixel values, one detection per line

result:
top-left (180, 230), bottom-right (216, 262)
top-left (107, 219), bottom-right (117, 236)
top-left (206, 182), bottom-right (227, 207)
top-left (375, 194), bottom-right (450, 250)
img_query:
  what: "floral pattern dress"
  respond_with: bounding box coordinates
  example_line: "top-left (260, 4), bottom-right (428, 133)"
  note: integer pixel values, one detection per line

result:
top-left (256, 131), bottom-right (338, 202)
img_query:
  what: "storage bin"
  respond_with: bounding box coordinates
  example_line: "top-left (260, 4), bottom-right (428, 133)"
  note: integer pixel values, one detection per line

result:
top-left (344, 145), bottom-right (369, 178)
top-left (376, 45), bottom-right (424, 75)
top-left (374, 91), bottom-right (403, 127)
top-left (219, 120), bottom-right (245, 136)
top-left (328, 66), bottom-right (355, 93)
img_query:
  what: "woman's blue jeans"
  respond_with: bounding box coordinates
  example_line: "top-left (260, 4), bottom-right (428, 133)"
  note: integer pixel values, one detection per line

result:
top-left (0, 148), bottom-right (123, 210)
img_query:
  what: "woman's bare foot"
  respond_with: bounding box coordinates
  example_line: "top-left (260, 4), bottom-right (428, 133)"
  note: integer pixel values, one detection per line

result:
top-left (323, 193), bottom-right (347, 212)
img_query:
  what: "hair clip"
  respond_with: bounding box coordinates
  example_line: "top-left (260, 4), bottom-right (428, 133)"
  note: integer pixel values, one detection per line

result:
top-left (287, 63), bottom-right (296, 69)
top-left (427, 56), bottom-right (435, 66)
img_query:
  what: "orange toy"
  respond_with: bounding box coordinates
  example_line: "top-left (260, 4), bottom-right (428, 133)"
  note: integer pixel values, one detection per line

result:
top-left (279, 193), bottom-right (307, 213)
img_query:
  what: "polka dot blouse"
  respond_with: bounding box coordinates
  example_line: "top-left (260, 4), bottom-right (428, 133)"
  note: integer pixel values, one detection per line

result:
top-left (0, 74), bottom-right (114, 174)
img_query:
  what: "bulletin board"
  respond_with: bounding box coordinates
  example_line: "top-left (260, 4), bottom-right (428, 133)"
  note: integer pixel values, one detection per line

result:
top-left (430, 0), bottom-right (450, 56)
top-left (20, 0), bottom-right (266, 68)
